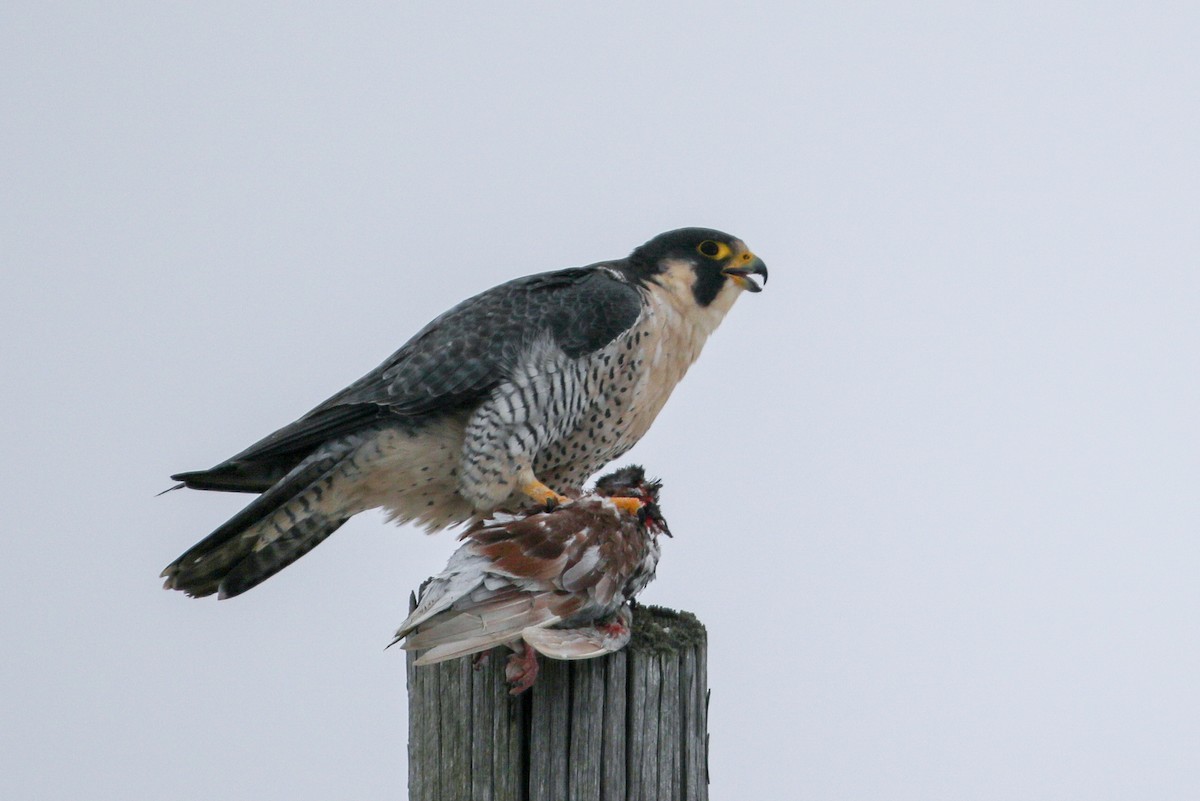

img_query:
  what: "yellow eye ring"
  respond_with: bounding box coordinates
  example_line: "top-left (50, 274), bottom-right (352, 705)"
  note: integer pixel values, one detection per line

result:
top-left (697, 240), bottom-right (731, 260)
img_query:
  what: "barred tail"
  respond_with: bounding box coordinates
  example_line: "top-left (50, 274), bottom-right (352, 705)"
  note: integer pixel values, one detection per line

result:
top-left (162, 441), bottom-right (357, 599)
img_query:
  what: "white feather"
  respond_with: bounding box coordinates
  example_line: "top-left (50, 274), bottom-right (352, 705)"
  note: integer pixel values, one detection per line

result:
top-left (561, 545), bottom-right (601, 590)
top-left (414, 615), bottom-right (563, 665)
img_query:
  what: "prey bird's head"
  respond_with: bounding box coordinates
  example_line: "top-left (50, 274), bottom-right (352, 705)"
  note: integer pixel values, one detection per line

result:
top-left (626, 227), bottom-right (768, 308)
top-left (594, 465), bottom-right (671, 537)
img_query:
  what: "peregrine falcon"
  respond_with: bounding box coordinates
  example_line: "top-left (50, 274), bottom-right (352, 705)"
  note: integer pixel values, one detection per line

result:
top-left (162, 227), bottom-right (766, 599)
top-left (394, 464), bottom-right (669, 693)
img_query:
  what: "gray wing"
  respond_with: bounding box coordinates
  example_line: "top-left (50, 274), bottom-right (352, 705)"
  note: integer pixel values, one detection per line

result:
top-left (173, 266), bottom-right (645, 492)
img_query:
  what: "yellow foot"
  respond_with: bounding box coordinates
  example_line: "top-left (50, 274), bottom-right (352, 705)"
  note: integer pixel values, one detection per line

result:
top-left (520, 479), bottom-right (571, 511)
top-left (610, 496), bottom-right (645, 516)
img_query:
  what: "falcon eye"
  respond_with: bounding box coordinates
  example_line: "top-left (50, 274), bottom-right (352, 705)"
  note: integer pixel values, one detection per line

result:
top-left (696, 240), bottom-right (730, 260)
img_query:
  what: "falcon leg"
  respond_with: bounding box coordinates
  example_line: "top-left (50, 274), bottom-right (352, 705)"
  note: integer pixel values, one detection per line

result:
top-left (504, 643), bottom-right (541, 695)
top-left (518, 472), bottom-right (570, 511)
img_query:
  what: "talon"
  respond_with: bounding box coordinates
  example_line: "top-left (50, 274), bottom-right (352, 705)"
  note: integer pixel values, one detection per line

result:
top-left (521, 479), bottom-right (570, 511)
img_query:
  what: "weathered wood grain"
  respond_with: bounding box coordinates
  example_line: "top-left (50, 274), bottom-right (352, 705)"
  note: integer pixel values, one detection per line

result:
top-left (567, 659), bottom-right (605, 799)
top-left (529, 656), bottom-right (570, 801)
top-left (407, 605), bottom-right (708, 801)
top-left (601, 654), bottom-right (627, 801)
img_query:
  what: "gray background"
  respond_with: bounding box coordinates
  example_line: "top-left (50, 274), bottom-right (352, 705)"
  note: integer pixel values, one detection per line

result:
top-left (4, 3), bottom-right (1198, 799)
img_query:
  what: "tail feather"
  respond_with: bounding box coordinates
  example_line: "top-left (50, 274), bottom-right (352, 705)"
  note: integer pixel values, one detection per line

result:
top-left (413, 615), bottom-right (563, 666)
top-left (217, 514), bottom-right (349, 599)
top-left (522, 606), bottom-right (633, 660)
top-left (162, 438), bottom-right (360, 598)
top-left (401, 594), bottom-right (536, 650)
top-left (521, 627), bottom-right (617, 660)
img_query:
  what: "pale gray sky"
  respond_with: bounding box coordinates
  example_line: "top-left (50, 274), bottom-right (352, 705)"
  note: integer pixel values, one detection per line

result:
top-left (4, 3), bottom-right (1199, 799)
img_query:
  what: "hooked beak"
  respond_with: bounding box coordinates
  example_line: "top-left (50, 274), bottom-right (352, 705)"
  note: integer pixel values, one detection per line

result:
top-left (722, 253), bottom-right (768, 293)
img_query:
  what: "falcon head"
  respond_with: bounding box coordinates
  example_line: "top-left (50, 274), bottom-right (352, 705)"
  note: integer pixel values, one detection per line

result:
top-left (627, 227), bottom-right (769, 308)
top-left (593, 465), bottom-right (671, 537)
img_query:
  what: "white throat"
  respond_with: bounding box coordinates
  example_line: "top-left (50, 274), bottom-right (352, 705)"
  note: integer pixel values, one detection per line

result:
top-left (648, 258), bottom-right (745, 339)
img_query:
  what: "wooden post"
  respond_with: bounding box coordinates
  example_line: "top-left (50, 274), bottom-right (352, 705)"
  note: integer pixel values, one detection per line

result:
top-left (406, 605), bottom-right (709, 801)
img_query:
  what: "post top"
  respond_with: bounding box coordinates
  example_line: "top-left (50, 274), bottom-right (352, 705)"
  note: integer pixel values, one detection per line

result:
top-left (629, 604), bottom-right (707, 653)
